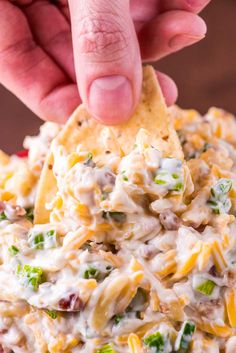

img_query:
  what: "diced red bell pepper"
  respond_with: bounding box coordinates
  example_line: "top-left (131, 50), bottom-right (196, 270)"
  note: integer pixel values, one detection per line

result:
top-left (16, 150), bottom-right (29, 158)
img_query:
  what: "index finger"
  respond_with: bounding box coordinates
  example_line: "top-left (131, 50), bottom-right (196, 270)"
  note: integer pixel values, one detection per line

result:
top-left (0, 1), bottom-right (80, 123)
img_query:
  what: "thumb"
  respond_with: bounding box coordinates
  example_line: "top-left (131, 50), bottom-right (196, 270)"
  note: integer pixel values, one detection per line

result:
top-left (68, 0), bottom-right (142, 124)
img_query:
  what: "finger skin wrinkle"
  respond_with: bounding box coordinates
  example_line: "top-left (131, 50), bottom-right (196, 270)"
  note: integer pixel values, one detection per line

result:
top-left (0, 36), bottom-right (67, 95)
top-left (0, 2), bottom-right (32, 50)
top-left (77, 17), bottom-right (129, 60)
top-left (39, 80), bottom-right (71, 106)
top-left (0, 37), bottom-right (36, 58)
top-left (23, 1), bottom-right (75, 80)
top-left (42, 29), bottom-right (72, 49)
top-left (0, 37), bottom-right (48, 78)
top-left (14, 52), bottom-right (47, 79)
top-left (0, 38), bottom-right (46, 79)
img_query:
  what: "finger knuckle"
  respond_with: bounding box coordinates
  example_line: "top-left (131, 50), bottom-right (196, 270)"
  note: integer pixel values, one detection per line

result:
top-left (77, 16), bottom-right (129, 61)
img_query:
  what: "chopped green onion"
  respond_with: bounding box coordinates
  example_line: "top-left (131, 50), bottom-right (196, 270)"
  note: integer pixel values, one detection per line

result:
top-left (172, 173), bottom-right (179, 179)
top-left (83, 265), bottom-right (113, 281)
top-left (45, 309), bottom-right (58, 319)
top-left (207, 179), bottom-right (232, 214)
top-left (17, 264), bottom-right (43, 291)
top-left (103, 211), bottom-right (127, 223)
top-left (28, 229), bottom-right (58, 250)
top-left (47, 230), bottom-right (57, 238)
top-left (207, 199), bottom-right (218, 208)
top-left (175, 321), bottom-right (195, 353)
top-left (202, 142), bottom-right (211, 153)
top-left (195, 279), bottom-right (215, 296)
top-left (45, 230), bottom-right (58, 248)
top-left (143, 332), bottom-right (165, 352)
top-left (211, 178), bottom-right (232, 197)
top-left (97, 343), bottom-right (116, 353)
top-left (154, 178), bottom-right (166, 185)
top-left (8, 245), bottom-right (19, 256)
top-left (121, 170), bottom-right (128, 181)
top-left (154, 158), bottom-right (183, 193)
top-left (32, 233), bottom-right (44, 249)
top-left (87, 152), bottom-right (93, 160)
top-left (25, 208), bottom-right (34, 222)
top-left (84, 152), bottom-right (95, 167)
top-left (113, 314), bottom-right (124, 325)
top-left (208, 199), bottom-right (232, 214)
top-left (84, 267), bottom-right (100, 280)
top-left (173, 182), bottom-right (184, 191)
top-left (0, 212), bottom-right (7, 221)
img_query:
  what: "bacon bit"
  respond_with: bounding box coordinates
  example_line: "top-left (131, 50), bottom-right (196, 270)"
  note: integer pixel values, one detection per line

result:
top-left (195, 224), bottom-right (207, 233)
top-left (197, 299), bottom-right (222, 318)
top-left (139, 245), bottom-right (158, 260)
top-left (58, 294), bottom-right (84, 312)
top-left (104, 172), bottom-right (116, 185)
top-left (0, 329), bottom-right (8, 335)
top-left (97, 171), bottom-right (116, 189)
top-left (15, 150), bottom-right (29, 158)
top-left (225, 270), bottom-right (236, 287)
top-left (3, 204), bottom-right (26, 221)
top-left (159, 210), bottom-right (180, 231)
top-left (209, 265), bottom-right (218, 277)
top-left (159, 302), bottom-right (170, 314)
top-left (12, 205), bottom-right (26, 217)
top-left (0, 202), bottom-right (5, 214)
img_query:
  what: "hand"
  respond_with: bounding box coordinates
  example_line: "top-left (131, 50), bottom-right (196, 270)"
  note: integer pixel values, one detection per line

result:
top-left (0, 0), bottom-right (210, 124)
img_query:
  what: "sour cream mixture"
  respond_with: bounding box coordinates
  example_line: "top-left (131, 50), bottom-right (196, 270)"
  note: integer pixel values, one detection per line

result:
top-left (0, 107), bottom-right (236, 353)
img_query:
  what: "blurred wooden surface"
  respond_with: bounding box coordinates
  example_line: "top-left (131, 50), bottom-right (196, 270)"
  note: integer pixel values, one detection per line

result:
top-left (0, 0), bottom-right (235, 153)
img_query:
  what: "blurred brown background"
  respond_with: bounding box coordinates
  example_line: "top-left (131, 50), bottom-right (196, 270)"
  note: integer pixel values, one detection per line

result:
top-left (0, 0), bottom-right (235, 154)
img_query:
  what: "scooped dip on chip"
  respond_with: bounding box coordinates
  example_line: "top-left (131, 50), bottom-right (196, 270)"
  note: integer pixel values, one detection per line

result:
top-left (0, 66), bottom-right (236, 353)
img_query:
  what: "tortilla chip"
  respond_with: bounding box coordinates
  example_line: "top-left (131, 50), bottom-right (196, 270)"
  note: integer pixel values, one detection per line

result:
top-left (34, 65), bottom-right (183, 224)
